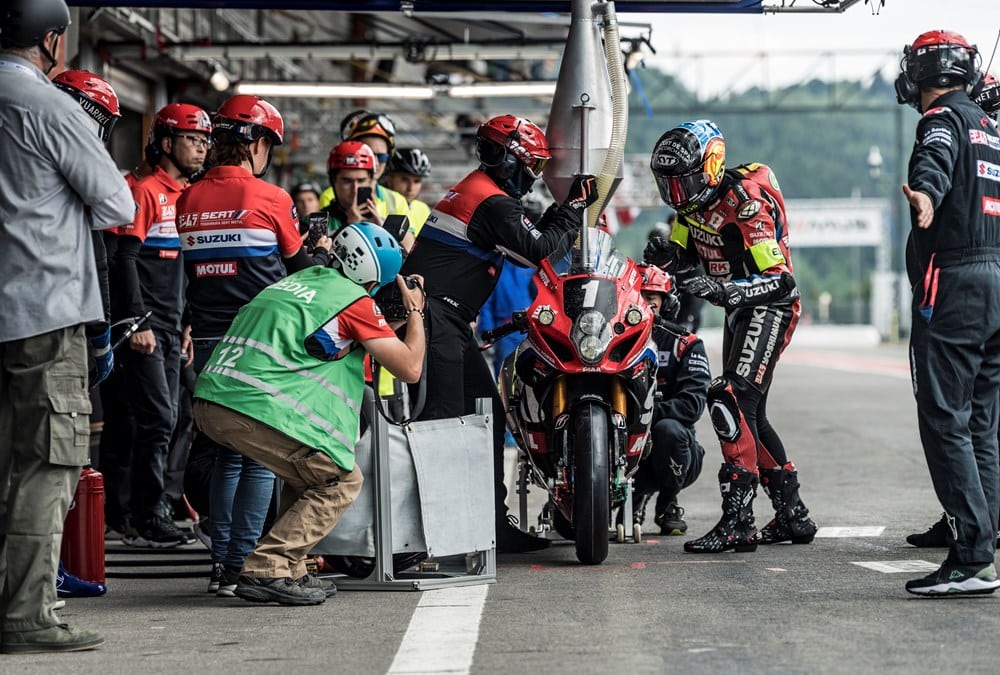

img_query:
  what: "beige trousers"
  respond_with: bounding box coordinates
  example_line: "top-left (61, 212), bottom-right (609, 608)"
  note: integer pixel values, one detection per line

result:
top-left (193, 400), bottom-right (362, 579)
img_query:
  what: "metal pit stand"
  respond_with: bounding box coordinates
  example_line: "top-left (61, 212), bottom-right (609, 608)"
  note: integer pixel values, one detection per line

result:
top-left (331, 395), bottom-right (496, 591)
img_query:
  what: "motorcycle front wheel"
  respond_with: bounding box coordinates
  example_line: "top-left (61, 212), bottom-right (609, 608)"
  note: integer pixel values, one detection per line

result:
top-left (572, 402), bottom-right (610, 564)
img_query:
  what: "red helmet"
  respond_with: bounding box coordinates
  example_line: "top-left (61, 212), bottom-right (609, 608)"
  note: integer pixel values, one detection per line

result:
top-left (153, 102), bottom-right (212, 136)
top-left (638, 264), bottom-right (673, 296)
top-left (476, 115), bottom-right (551, 178)
top-left (343, 112), bottom-right (396, 153)
top-left (903, 30), bottom-right (979, 88)
top-left (213, 94), bottom-right (284, 145)
top-left (327, 140), bottom-right (376, 172)
top-left (975, 72), bottom-right (1000, 120)
top-left (53, 69), bottom-right (120, 143)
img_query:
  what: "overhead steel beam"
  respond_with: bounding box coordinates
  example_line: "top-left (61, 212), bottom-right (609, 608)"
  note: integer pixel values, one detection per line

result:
top-left (70, 2), bottom-right (765, 13)
top-left (165, 40), bottom-right (569, 62)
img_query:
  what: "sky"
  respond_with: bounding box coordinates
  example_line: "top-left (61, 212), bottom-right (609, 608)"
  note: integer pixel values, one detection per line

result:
top-left (619, 0), bottom-right (1000, 96)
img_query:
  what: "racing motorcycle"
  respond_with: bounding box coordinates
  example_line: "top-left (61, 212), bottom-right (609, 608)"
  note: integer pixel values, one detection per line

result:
top-left (484, 228), bottom-right (657, 564)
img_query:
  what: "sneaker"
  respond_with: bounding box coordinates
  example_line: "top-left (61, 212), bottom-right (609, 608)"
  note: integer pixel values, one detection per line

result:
top-left (175, 526), bottom-right (198, 546)
top-left (234, 576), bottom-right (326, 606)
top-left (130, 515), bottom-right (188, 548)
top-left (216, 566), bottom-right (240, 597)
top-left (655, 500), bottom-right (688, 536)
top-left (104, 525), bottom-right (124, 541)
top-left (496, 519), bottom-right (550, 553)
top-left (297, 573), bottom-right (338, 598)
top-left (906, 514), bottom-right (951, 547)
top-left (56, 563), bottom-right (107, 598)
top-left (208, 562), bottom-right (224, 593)
top-left (905, 561), bottom-right (1000, 597)
top-left (121, 519), bottom-right (149, 547)
top-left (0, 623), bottom-right (104, 654)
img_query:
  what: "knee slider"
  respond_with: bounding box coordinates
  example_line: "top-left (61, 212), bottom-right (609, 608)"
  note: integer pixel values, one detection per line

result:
top-left (707, 376), bottom-right (742, 442)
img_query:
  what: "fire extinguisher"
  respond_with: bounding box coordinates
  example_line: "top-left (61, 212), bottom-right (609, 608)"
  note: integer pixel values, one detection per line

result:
top-left (61, 464), bottom-right (106, 584)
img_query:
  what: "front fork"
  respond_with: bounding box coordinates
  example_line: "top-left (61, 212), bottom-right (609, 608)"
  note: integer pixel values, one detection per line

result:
top-left (519, 376), bottom-right (636, 538)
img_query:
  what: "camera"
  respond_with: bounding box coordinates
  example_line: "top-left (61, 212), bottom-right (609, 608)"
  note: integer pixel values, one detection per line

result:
top-left (374, 276), bottom-right (420, 322)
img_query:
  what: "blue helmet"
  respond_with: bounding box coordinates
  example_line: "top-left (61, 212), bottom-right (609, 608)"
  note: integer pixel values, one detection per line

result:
top-left (331, 221), bottom-right (402, 295)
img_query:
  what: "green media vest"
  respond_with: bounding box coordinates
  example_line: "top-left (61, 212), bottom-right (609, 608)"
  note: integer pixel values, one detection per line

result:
top-left (194, 266), bottom-right (367, 471)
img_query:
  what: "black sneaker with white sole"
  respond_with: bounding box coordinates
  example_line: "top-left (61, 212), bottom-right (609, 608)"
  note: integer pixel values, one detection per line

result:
top-left (905, 514), bottom-right (951, 547)
top-left (208, 563), bottom-right (224, 593)
top-left (130, 515), bottom-right (188, 548)
top-left (234, 576), bottom-right (326, 606)
top-left (216, 566), bottom-right (240, 597)
top-left (905, 561), bottom-right (1000, 597)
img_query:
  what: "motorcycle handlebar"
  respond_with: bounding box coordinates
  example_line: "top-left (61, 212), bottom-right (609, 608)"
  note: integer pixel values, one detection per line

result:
top-left (479, 310), bottom-right (528, 347)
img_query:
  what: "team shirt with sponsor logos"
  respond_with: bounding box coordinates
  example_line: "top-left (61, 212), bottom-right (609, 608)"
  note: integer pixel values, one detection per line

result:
top-left (116, 166), bottom-right (186, 331)
top-left (908, 90), bottom-right (1000, 267)
top-left (177, 165), bottom-right (303, 338)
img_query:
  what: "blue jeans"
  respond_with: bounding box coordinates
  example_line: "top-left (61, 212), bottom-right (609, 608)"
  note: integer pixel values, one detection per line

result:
top-left (194, 339), bottom-right (275, 569)
top-left (208, 447), bottom-right (275, 569)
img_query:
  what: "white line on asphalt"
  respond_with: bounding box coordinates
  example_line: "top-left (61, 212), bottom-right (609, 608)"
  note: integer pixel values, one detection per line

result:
top-left (852, 560), bottom-right (940, 573)
top-left (815, 526), bottom-right (886, 537)
top-left (387, 584), bottom-right (489, 675)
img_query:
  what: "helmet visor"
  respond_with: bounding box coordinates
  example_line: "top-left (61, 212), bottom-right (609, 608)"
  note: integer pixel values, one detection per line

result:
top-left (906, 44), bottom-right (973, 84)
top-left (525, 154), bottom-right (549, 178)
top-left (653, 170), bottom-right (709, 209)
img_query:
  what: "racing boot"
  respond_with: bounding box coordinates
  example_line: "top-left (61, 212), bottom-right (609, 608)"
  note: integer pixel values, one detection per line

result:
top-left (758, 465), bottom-right (817, 545)
top-left (684, 464), bottom-right (759, 553)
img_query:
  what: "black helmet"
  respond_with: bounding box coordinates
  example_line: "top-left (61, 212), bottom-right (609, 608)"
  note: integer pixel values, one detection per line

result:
top-left (0, 0), bottom-right (70, 49)
top-left (387, 148), bottom-right (431, 177)
top-left (650, 120), bottom-right (726, 213)
top-left (290, 181), bottom-right (322, 198)
top-left (903, 30), bottom-right (979, 88)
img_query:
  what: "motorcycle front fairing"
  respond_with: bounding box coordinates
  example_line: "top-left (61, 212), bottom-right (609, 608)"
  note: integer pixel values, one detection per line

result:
top-left (502, 229), bottom-right (657, 485)
top-left (529, 228), bottom-right (654, 376)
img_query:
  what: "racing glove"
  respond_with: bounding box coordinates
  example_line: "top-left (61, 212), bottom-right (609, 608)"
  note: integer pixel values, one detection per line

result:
top-left (681, 273), bottom-right (795, 309)
top-left (87, 325), bottom-right (114, 389)
top-left (643, 233), bottom-right (695, 273)
top-left (680, 276), bottom-right (732, 306)
top-left (563, 174), bottom-right (599, 212)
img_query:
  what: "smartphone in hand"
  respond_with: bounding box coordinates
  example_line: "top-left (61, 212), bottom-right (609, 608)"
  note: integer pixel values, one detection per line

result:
top-left (305, 212), bottom-right (329, 248)
top-left (356, 186), bottom-right (373, 205)
top-left (382, 214), bottom-right (410, 243)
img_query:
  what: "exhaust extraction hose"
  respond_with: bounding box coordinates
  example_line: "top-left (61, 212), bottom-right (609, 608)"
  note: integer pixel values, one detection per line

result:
top-left (590, 1), bottom-right (628, 228)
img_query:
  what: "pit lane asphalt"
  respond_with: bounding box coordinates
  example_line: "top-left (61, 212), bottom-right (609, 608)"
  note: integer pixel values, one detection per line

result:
top-left (15, 326), bottom-right (1000, 674)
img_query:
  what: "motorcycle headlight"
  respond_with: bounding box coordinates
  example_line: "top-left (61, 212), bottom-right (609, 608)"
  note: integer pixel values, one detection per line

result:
top-left (578, 336), bottom-right (605, 362)
top-left (577, 310), bottom-right (605, 336)
top-left (624, 307), bottom-right (644, 326)
top-left (571, 310), bottom-right (611, 364)
top-left (537, 308), bottom-right (556, 326)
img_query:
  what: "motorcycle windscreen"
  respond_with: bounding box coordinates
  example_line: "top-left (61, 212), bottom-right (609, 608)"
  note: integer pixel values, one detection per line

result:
top-left (548, 227), bottom-right (630, 279)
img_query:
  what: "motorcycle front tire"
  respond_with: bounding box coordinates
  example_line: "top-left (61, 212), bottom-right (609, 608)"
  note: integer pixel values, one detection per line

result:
top-left (572, 402), bottom-right (610, 564)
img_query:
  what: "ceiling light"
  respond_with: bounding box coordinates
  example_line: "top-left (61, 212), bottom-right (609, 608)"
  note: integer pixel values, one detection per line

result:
top-left (208, 63), bottom-right (231, 92)
top-left (448, 81), bottom-right (557, 98)
top-left (235, 82), bottom-right (436, 99)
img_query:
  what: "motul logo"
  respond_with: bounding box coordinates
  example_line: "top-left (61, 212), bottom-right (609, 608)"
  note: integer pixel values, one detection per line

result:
top-left (195, 261), bottom-right (237, 277)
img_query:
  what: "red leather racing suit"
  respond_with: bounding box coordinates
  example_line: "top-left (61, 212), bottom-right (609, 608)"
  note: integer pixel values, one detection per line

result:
top-left (666, 163), bottom-right (801, 473)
